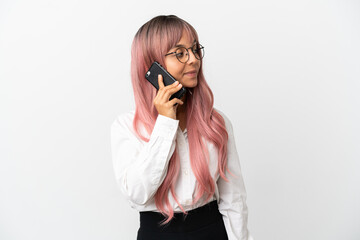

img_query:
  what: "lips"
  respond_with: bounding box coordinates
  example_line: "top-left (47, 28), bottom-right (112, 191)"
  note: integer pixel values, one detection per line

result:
top-left (184, 70), bottom-right (198, 75)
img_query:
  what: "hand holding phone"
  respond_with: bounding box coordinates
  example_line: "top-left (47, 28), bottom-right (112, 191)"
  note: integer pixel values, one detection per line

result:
top-left (153, 74), bottom-right (184, 120)
top-left (145, 61), bottom-right (186, 119)
top-left (145, 61), bottom-right (187, 100)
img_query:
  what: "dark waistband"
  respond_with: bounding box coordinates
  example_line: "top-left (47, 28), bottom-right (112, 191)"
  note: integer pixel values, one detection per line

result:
top-left (139, 200), bottom-right (222, 233)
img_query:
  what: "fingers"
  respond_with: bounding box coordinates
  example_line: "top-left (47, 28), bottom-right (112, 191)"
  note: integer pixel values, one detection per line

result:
top-left (157, 75), bottom-right (183, 101)
top-left (157, 74), bottom-right (181, 90)
top-left (158, 74), bottom-right (165, 89)
top-left (169, 97), bottom-right (184, 106)
top-left (160, 83), bottom-right (182, 101)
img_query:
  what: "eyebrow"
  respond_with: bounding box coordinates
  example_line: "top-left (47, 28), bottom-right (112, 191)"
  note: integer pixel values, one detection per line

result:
top-left (174, 39), bottom-right (197, 48)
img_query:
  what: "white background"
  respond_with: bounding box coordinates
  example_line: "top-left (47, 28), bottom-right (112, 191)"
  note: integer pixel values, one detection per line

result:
top-left (1, 0), bottom-right (359, 239)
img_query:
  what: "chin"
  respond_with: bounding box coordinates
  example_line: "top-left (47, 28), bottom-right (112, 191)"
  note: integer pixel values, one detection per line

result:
top-left (184, 83), bottom-right (197, 89)
top-left (183, 79), bottom-right (198, 88)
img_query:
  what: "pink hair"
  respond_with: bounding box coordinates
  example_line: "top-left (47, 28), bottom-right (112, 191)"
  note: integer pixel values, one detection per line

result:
top-left (130, 15), bottom-right (232, 224)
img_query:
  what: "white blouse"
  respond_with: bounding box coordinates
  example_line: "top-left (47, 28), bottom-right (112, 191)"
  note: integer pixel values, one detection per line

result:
top-left (110, 108), bottom-right (254, 240)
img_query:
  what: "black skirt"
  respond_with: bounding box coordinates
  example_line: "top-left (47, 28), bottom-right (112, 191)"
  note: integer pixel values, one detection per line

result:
top-left (137, 200), bottom-right (228, 240)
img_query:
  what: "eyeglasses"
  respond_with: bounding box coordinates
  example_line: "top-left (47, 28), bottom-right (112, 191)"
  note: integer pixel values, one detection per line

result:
top-left (165, 42), bottom-right (205, 63)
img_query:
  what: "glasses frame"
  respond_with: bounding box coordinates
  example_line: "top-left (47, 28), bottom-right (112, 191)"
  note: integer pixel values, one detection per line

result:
top-left (164, 42), bottom-right (205, 63)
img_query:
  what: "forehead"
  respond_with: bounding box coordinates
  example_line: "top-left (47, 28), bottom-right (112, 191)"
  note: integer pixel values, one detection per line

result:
top-left (175, 29), bottom-right (196, 46)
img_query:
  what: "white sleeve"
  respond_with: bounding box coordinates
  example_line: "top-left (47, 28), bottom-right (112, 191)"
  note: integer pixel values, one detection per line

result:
top-left (216, 112), bottom-right (254, 240)
top-left (110, 113), bottom-right (179, 206)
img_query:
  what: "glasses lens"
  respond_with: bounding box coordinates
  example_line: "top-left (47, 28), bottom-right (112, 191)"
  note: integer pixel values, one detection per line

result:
top-left (175, 47), bottom-right (189, 63)
top-left (193, 44), bottom-right (204, 60)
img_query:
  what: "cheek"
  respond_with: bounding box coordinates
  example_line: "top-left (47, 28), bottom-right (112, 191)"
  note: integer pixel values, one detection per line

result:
top-left (165, 62), bottom-right (183, 79)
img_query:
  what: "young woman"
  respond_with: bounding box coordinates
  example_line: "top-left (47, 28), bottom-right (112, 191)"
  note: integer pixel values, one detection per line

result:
top-left (111, 15), bottom-right (254, 240)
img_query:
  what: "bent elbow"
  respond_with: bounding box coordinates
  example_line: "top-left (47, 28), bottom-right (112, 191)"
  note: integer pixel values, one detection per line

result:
top-left (117, 177), bottom-right (154, 206)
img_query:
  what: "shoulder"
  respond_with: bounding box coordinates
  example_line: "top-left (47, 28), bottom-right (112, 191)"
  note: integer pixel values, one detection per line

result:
top-left (213, 107), bottom-right (228, 120)
top-left (111, 109), bottom-right (136, 132)
top-left (213, 107), bottom-right (233, 131)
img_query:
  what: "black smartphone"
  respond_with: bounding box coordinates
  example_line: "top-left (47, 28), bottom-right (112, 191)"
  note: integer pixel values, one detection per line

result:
top-left (145, 61), bottom-right (187, 101)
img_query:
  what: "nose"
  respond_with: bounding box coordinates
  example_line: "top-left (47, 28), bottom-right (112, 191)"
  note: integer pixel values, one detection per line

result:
top-left (187, 48), bottom-right (198, 64)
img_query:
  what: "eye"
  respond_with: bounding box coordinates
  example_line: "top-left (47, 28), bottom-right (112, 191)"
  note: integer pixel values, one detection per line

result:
top-left (175, 48), bottom-right (186, 57)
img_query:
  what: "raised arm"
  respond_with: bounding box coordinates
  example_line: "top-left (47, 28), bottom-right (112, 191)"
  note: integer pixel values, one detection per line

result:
top-left (111, 113), bottom-right (179, 206)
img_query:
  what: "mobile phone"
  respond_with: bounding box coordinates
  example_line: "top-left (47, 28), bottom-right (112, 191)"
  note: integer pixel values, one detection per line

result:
top-left (145, 61), bottom-right (187, 101)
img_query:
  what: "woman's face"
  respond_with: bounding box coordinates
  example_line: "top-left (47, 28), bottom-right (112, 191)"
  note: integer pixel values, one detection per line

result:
top-left (164, 30), bottom-right (201, 88)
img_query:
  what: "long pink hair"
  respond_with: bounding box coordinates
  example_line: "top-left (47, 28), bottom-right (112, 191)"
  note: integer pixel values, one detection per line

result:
top-left (130, 15), bottom-right (231, 224)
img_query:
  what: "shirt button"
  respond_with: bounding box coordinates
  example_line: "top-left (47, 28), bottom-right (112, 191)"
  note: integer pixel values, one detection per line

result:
top-left (184, 169), bottom-right (189, 175)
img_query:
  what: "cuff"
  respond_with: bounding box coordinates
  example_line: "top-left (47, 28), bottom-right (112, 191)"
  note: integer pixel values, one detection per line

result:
top-left (150, 114), bottom-right (179, 141)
